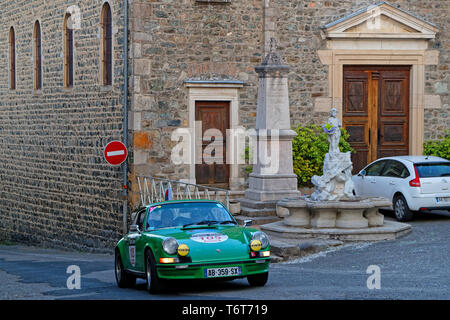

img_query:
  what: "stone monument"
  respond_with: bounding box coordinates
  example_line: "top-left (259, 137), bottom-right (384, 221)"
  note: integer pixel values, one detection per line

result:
top-left (240, 39), bottom-right (300, 219)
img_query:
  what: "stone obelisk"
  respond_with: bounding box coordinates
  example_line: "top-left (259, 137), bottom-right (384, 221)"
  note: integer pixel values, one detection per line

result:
top-left (240, 39), bottom-right (300, 220)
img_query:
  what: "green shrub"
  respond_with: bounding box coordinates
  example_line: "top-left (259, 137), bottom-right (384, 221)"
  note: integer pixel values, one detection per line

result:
top-left (244, 146), bottom-right (253, 176)
top-left (292, 124), bottom-right (354, 186)
top-left (423, 131), bottom-right (450, 160)
top-left (243, 125), bottom-right (355, 186)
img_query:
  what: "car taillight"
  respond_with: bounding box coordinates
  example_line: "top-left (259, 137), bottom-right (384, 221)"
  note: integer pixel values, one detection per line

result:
top-left (409, 165), bottom-right (421, 187)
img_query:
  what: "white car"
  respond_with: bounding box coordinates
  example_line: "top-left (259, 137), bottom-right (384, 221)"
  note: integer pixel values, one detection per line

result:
top-left (352, 156), bottom-right (450, 221)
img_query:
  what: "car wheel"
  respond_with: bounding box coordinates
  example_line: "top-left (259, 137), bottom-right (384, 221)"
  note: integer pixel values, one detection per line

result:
top-left (145, 249), bottom-right (164, 294)
top-left (247, 272), bottom-right (268, 287)
top-left (115, 249), bottom-right (136, 288)
top-left (393, 195), bottom-right (414, 222)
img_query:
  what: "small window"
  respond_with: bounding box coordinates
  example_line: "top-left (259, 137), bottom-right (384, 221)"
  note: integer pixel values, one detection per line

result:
top-left (9, 27), bottom-right (16, 90)
top-left (365, 160), bottom-right (387, 176)
top-left (100, 3), bottom-right (112, 86)
top-left (33, 21), bottom-right (42, 90)
top-left (381, 160), bottom-right (410, 178)
top-left (64, 13), bottom-right (74, 87)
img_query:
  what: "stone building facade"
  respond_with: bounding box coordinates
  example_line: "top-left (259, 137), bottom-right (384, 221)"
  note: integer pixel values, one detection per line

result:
top-left (0, 0), bottom-right (126, 252)
top-left (0, 0), bottom-right (448, 251)
top-left (128, 0), bottom-right (449, 201)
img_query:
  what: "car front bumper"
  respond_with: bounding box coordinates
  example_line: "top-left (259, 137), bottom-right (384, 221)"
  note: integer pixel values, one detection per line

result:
top-left (155, 258), bottom-right (270, 280)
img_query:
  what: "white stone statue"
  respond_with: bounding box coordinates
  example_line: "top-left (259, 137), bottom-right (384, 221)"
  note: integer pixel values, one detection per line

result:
top-left (326, 108), bottom-right (341, 154)
top-left (310, 108), bottom-right (356, 201)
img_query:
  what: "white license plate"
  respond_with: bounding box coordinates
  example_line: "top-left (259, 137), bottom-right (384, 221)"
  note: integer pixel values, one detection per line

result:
top-left (204, 266), bottom-right (241, 278)
top-left (436, 197), bottom-right (450, 203)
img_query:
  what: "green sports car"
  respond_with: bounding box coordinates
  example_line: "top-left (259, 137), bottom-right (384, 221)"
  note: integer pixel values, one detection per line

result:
top-left (114, 200), bottom-right (271, 293)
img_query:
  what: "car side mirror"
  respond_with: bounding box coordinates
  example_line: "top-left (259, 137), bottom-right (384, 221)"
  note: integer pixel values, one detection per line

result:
top-left (129, 224), bottom-right (140, 233)
top-left (243, 219), bottom-right (252, 227)
top-left (359, 169), bottom-right (367, 177)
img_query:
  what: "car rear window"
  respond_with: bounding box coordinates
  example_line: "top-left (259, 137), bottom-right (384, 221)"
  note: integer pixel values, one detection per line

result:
top-left (415, 162), bottom-right (450, 178)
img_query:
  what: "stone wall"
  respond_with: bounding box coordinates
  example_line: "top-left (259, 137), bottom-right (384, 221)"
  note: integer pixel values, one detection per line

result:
top-left (0, 0), bottom-right (126, 252)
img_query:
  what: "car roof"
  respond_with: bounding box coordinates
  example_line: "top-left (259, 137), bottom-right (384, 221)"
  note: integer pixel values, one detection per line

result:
top-left (144, 199), bottom-right (224, 208)
top-left (377, 155), bottom-right (449, 164)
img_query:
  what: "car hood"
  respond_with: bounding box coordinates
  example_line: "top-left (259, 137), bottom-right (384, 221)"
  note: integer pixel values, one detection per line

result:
top-left (151, 226), bottom-right (254, 262)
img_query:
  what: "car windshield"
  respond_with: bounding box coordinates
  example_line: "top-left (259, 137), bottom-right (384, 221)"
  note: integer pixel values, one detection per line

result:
top-left (415, 162), bottom-right (450, 178)
top-left (146, 202), bottom-right (236, 230)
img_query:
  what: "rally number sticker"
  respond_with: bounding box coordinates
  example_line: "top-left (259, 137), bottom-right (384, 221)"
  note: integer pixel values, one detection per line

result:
top-left (190, 233), bottom-right (228, 243)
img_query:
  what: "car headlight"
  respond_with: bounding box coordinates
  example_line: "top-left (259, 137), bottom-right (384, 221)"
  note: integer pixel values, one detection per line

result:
top-left (252, 231), bottom-right (269, 249)
top-left (162, 237), bottom-right (178, 255)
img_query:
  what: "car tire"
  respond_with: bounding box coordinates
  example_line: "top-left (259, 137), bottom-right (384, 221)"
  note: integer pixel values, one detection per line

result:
top-left (247, 272), bottom-right (268, 287)
top-left (115, 249), bottom-right (136, 288)
top-left (393, 194), bottom-right (414, 222)
top-left (145, 249), bottom-right (164, 294)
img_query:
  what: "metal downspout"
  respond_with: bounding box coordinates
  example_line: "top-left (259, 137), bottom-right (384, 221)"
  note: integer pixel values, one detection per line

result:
top-left (122, 0), bottom-right (129, 235)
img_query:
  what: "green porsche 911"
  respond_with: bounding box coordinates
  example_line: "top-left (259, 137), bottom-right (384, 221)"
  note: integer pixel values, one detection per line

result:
top-left (115, 200), bottom-right (270, 293)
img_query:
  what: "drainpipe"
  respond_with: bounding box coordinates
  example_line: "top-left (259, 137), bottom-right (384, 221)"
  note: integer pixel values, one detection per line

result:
top-left (122, 0), bottom-right (129, 235)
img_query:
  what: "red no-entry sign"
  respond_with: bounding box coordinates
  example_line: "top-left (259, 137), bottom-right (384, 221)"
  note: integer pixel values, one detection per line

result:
top-left (104, 141), bottom-right (128, 166)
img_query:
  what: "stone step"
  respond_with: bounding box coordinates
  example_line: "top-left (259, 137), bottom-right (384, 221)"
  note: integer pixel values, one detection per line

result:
top-left (269, 239), bottom-right (301, 258)
top-left (235, 215), bottom-right (281, 226)
top-left (240, 206), bottom-right (277, 217)
top-left (237, 198), bottom-right (278, 210)
top-left (270, 254), bottom-right (284, 263)
top-left (268, 238), bottom-right (344, 261)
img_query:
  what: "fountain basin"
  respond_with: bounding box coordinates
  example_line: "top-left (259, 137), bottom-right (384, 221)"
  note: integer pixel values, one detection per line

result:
top-left (264, 196), bottom-right (411, 241)
top-left (276, 196), bottom-right (391, 229)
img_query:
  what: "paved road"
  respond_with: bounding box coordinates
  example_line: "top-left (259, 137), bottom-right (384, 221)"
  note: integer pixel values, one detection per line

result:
top-left (0, 211), bottom-right (449, 300)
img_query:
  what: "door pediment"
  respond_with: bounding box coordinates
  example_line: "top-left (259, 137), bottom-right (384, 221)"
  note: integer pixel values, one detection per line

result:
top-left (321, 2), bottom-right (438, 39)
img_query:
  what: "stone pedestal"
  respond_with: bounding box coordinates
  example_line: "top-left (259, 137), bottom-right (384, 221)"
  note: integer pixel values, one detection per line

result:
top-left (310, 151), bottom-right (355, 201)
top-left (311, 209), bottom-right (336, 228)
top-left (336, 209), bottom-right (369, 229)
top-left (277, 198), bottom-right (310, 227)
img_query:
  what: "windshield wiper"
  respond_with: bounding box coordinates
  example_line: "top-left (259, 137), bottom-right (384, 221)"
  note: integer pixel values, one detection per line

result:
top-left (219, 220), bottom-right (238, 225)
top-left (182, 220), bottom-right (219, 228)
top-left (440, 173), bottom-right (450, 177)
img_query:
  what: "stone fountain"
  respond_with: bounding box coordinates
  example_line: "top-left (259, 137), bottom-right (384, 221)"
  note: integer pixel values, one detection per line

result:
top-left (261, 109), bottom-right (411, 241)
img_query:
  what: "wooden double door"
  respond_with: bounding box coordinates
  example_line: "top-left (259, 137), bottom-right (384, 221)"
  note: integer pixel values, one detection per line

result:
top-left (195, 101), bottom-right (230, 188)
top-left (343, 66), bottom-right (410, 173)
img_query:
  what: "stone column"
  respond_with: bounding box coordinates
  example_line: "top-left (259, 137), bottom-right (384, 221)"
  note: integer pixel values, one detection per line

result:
top-left (241, 39), bottom-right (300, 216)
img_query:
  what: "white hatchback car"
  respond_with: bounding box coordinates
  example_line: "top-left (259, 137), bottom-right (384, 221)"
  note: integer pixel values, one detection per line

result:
top-left (352, 156), bottom-right (450, 221)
